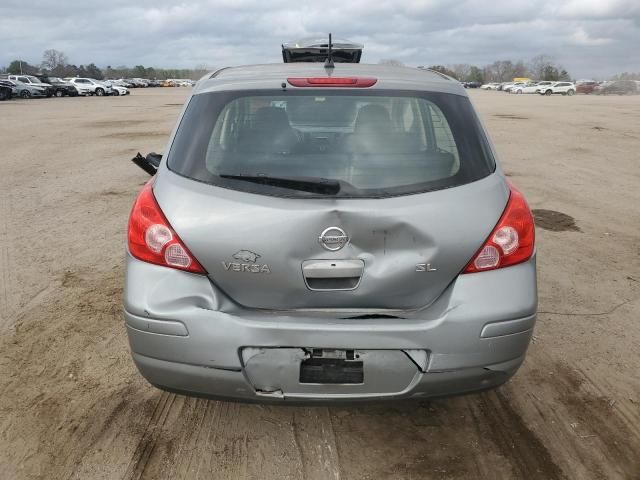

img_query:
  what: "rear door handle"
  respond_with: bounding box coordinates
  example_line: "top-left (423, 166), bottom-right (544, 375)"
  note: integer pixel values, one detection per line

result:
top-left (302, 259), bottom-right (365, 291)
top-left (302, 259), bottom-right (364, 278)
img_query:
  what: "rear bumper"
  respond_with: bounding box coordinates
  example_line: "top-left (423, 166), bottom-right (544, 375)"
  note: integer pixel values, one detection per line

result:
top-left (132, 351), bottom-right (526, 403)
top-left (124, 253), bottom-right (537, 402)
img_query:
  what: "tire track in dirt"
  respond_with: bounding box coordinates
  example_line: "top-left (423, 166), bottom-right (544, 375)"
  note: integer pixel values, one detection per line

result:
top-left (514, 353), bottom-right (640, 480)
top-left (0, 266), bottom-right (150, 479)
top-left (550, 363), bottom-right (640, 479)
top-left (574, 365), bottom-right (640, 441)
top-left (292, 408), bottom-right (341, 480)
top-left (470, 391), bottom-right (566, 480)
top-left (123, 391), bottom-right (177, 480)
top-left (0, 172), bottom-right (15, 330)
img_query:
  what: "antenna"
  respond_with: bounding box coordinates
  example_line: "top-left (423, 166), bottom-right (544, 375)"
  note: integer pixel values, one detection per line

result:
top-left (324, 33), bottom-right (334, 69)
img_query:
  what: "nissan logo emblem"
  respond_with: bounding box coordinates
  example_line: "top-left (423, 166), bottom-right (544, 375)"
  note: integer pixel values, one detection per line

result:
top-left (318, 227), bottom-right (349, 251)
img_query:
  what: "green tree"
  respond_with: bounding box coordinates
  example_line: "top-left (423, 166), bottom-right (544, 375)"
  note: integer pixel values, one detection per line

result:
top-left (7, 59), bottom-right (38, 75)
top-left (85, 63), bottom-right (103, 79)
top-left (468, 65), bottom-right (484, 83)
top-left (132, 65), bottom-right (147, 78)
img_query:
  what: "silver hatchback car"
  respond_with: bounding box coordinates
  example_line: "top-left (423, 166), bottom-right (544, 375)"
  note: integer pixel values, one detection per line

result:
top-left (124, 63), bottom-right (537, 402)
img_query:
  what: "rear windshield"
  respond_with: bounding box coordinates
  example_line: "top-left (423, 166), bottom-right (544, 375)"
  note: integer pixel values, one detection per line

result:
top-left (168, 90), bottom-right (495, 198)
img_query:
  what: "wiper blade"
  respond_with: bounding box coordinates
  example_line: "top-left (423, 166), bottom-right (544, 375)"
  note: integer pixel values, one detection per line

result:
top-left (219, 174), bottom-right (341, 194)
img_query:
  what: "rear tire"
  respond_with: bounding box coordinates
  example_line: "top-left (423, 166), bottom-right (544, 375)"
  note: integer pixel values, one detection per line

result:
top-left (567, 89), bottom-right (575, 96)
top-left (95, 88), bottom-right (104, 96)
top-left (545, 90), bottom-right (552, 96)
top-left (55, 89), bottom-right (64, 97)
top-left (20, 90), bottom-right (30, 99)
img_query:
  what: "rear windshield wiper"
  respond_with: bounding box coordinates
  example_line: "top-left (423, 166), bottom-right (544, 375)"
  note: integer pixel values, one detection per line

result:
top-left (219, 174), bottom-right (341, 195)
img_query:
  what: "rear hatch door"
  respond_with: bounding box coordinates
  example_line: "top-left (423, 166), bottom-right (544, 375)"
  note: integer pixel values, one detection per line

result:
top-left (154, 172), bottom-right (507, 310)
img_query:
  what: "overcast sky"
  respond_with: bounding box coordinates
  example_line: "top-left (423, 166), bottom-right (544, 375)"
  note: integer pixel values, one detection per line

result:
top-left (1, 0), bottom-right (638, 79)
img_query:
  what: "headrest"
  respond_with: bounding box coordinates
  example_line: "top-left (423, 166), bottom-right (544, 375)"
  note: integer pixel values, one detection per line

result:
top-left (354, 104), bottom-right (392, 133)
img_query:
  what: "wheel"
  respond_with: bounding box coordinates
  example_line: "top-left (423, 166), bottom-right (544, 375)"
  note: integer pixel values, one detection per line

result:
top-left (95, 88), bottom-right (104, 96)
top-left (0, 90), bottom-right (9, 101)
top-left (567, 89), bottom-right (575, 96)
top-left (20, 90), bottom-right (30, 99)
top-left (55, 89), bottom-right (64, 97)
top-left (112, 90), bottom-right (120, 96)
top-left (545, 90), bottom-right (552, 96)
top-left (517, 89), bottom-right (522, 94)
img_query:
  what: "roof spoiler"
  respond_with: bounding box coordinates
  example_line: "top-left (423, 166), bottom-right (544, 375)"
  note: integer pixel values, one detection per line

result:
top-left (282, 35), bottom-right (363, 64)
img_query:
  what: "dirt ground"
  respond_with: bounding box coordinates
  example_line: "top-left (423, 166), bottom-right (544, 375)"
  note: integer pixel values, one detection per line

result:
top-left (0, 88), bottom-right (639, 480)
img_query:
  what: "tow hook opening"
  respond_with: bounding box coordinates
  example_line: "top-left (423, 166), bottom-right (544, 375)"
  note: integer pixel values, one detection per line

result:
top-left (255, 388), bottom-right (284, 398)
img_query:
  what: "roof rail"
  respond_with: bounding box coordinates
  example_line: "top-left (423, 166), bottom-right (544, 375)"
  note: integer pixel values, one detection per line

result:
top-left (426, 69), bottom-right (452, 81)
top-left (209, 67), bottom-right (231, 79)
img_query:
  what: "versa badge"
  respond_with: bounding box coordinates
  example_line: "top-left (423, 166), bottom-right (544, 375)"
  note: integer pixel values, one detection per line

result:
top-left (223, 250), bottom-right (271, 274)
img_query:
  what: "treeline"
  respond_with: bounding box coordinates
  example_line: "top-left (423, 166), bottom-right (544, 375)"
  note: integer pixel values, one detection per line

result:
top-left (611, 72), bottom-right (640, 80)
top-left (0, 49), bottom-right (210, 80)
top-left (429, 55), bottom-right (572, 82)
top-left (383, 55), bottom-right (572, 82)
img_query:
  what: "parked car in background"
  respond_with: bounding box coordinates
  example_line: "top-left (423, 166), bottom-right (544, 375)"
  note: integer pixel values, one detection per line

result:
top-left (537, 82), bottom-right (576, 96)
top-left (481, 82), bottom-right (501, 90)
top-left (512, 83), bottom-right (540, 94)
top-left (35, 75), bottom-right (78, 97)
top-left (463, 81), bottom-right (481, 88)
top-left (132, 78), bottom-right (150, 87)
top-left (1, 78), bottom-right (48, 98)
top-left (113, 79), bottom-right (135, 88)
top-left (110, 84), bottom-right (130, 96)
top-left (595, 80), bottom-right (638, 95)
top-left (107, 79), bottom-right (131, 88)
top-left (504, 82), bottom-right (525, 93)
top-left (534, 81), bottom-right (554, 89)
top-left (0, 80), bottom-right (13, 100)
top-left (65, 77), bottom-right (112, 96)
top-left (576, 81), bottom-right (597, 94)
top-left (5, 75), bottom-right (53, 97)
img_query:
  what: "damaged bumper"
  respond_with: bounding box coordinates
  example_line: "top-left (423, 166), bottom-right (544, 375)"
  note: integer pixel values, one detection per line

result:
top-left (124, 253), bottom-right (537, 402)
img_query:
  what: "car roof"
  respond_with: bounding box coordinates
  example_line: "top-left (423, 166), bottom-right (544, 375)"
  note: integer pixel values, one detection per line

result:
top-left (194, 63), bottom-right (467, 96)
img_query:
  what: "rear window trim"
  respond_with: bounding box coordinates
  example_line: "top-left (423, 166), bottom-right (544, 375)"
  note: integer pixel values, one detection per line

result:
top-left (166, 89), bottom-right (496, 199)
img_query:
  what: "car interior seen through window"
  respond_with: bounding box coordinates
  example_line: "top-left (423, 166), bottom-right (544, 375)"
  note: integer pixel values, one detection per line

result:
top-left (168, 91), bottom-right (495, 198)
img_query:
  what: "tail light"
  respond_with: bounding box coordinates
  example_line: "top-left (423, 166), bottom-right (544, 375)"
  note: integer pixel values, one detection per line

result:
top-left (127, 181), bottom-right (206, 274)
top-left (463, 183), bottom-right (535, 274)
top-left (287, 77), bottom-right (377, 88)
